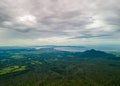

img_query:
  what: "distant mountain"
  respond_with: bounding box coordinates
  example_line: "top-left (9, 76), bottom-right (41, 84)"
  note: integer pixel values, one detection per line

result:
top-left (33, 45), bottom-right (85, 48)
top-left (80, 49), bottom-right (116, 58)
top-left (39, 48), bottom-right (116, 58)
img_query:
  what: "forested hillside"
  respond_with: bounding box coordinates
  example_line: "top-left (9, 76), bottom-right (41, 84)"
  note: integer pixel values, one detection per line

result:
top-left (0, 48), bottom-right (120, 86)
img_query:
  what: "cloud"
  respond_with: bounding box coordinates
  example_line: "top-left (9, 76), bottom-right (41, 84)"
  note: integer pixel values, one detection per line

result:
top-left (70, 34), bottom-right (112, 39)
top-left (0, 0), bottom-right (120, 45)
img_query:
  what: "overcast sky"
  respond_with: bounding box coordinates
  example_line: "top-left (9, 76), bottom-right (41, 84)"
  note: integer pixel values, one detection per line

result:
top-left (0, 0), bottom-right (120, 46)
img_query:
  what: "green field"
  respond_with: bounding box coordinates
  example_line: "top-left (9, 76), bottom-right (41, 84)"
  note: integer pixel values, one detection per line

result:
top-left (0, 65), bottom-right (26, 75)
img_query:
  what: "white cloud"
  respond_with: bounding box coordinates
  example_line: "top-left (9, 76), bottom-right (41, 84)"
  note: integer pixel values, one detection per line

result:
top-left (0, 0), bottom-right (120, 45)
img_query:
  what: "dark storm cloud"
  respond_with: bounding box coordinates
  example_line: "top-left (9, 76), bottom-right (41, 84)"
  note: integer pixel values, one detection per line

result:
top-left (70, 34), bottom-right (112, 39)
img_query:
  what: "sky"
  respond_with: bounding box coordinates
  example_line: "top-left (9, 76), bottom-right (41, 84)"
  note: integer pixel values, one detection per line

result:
top-left (0, 0), bottom-right (120, 46)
